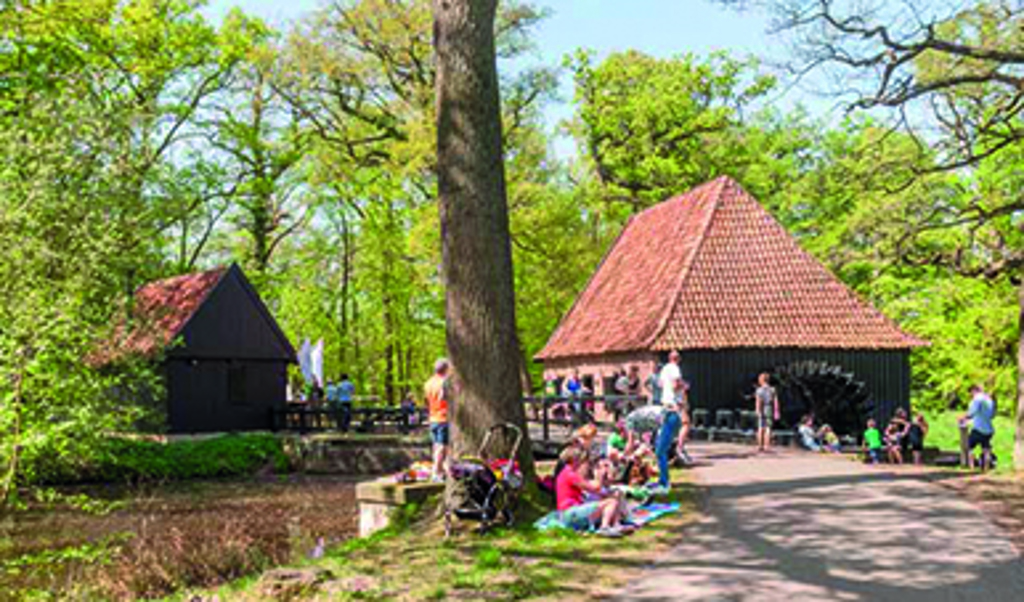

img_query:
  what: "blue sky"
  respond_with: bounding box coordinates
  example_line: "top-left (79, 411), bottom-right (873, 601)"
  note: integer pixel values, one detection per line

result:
top-left (204, 1), bottom-right (823, 155)
top-left (205, 0), bottom-right (776, 56)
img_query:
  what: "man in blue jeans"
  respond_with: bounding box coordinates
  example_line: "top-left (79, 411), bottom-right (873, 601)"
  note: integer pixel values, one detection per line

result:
top-left (655, 401), bottom-right (685, 491)
top-left (962, 384), bottom-right (996, 471)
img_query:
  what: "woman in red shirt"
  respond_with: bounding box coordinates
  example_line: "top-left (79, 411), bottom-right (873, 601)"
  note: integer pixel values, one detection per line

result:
top-left (555, 447), bottom-right (627, 535)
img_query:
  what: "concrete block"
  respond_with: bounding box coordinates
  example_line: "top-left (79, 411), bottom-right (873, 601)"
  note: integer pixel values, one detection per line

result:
top-left (356, 479), bottom-right (444, 537)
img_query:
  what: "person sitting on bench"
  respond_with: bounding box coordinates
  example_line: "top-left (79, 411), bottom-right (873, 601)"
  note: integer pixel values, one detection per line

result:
top-left (798, 415), bottom-right (821, 451)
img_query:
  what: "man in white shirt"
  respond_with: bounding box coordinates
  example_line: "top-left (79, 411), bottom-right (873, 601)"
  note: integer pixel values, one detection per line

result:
top-left (659, 350), bottom-right (692, 464)
top-left (659, 351), bottom-right (682, 405)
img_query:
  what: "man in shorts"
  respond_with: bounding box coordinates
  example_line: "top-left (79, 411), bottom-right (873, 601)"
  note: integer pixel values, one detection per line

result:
top-left (425, 358), bottom-right (451, 481)
top-left (962, 384), bottom-right (996, 471)
top-left (755, 373), bottom-right (780, 453)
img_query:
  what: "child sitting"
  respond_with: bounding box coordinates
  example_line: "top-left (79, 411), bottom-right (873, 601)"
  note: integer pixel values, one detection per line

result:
top-left (863, 419), bottom-right (883, 464)
top-left (885, 422), bottom-right (904, 464)
top-left (628, 457), bottom-right (655, 487)
top-left (605, 421), bottom-right (629, 462)
top-left (819, 425), bottom-right (841, 453)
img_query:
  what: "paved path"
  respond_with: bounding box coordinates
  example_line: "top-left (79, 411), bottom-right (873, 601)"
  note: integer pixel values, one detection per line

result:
top-left (618, 443), bottom-right (1024, 602)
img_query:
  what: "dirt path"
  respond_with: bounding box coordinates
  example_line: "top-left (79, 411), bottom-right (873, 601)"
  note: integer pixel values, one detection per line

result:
top-left (617, 443), bottom-right (1024, 601)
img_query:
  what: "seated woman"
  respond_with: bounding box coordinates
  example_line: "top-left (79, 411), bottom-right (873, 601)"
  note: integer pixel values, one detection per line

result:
top-left (555, 447), bottom-right (629, 536)
top-left (798, 415), bottom-right (821, 451)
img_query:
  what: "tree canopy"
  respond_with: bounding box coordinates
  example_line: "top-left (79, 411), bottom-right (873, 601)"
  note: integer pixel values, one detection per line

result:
top-left (3, 0), bottom-right (1023, 495)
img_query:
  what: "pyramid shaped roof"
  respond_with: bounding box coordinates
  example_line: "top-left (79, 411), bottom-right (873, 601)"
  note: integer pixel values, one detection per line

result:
top-left (537, 177), bottom-right (925, 360)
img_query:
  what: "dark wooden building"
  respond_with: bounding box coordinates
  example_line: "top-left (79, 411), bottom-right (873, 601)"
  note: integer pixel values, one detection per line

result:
top-left (537, 177), bottom-right (926, 433)
top-left (104, 264), bottom-right (296, 433)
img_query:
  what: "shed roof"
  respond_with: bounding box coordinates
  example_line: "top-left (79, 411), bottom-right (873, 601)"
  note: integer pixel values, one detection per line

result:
top-left (537, 177), bottom-right (925, 360)
top-left (95, 267), bottom-right (228, 362)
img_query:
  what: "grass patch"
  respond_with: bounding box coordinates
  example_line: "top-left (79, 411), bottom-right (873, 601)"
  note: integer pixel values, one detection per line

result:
top-left (200, 470), bottom-right (699, 601)
top-left (922, 410), bottom-right (1016, 472)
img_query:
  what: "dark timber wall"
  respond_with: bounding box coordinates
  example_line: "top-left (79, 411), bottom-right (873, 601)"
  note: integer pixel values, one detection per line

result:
top-left (667, 348), bottom-right (911, 429)
top-left (163, 265), bottom-right (294, 433)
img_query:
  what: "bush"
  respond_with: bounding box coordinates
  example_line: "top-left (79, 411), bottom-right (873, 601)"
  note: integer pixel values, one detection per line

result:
top-left (27, 434), bottom-right (289, 486)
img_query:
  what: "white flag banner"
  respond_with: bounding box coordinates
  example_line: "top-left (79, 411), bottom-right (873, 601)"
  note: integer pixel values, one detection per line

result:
top-left (311, 339), bottom-right (325, 387)
top-left (299, 339), bottom-right (313, 385)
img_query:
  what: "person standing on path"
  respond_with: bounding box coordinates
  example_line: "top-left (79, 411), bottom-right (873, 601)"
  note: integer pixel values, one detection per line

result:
top-left (676, 379), bottom-right (693, 464)
top-left (655, 400), bottom-right (686, 491)
top-left (658, 351), bottom-right (683, 409)
top-left (755, 372), bottom-right (780, 453)
top-left (961, 384), bottom-right (996, 471)
top-left (659, 352), bottom-right (694, 463)
top-left (906, 413), bottom-right (929, 465)
top-left (425, 359), bottom-right (451, 481)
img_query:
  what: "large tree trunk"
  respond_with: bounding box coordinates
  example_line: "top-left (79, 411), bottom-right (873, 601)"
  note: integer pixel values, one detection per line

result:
top-left (517, 334), bottom-right (534, 395)
top-left (433, 0), bottom-right (534, 476)
top-left (1016, 282), bottom-right (1024, 470)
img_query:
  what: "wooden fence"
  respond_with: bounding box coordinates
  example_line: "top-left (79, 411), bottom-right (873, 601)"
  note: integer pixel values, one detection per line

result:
top-left (271, 405), bottom-right (426, 434)
top-left (522, 394), bottom-right (647, 449)
top-left (270, 394), bottom-right (648, 445)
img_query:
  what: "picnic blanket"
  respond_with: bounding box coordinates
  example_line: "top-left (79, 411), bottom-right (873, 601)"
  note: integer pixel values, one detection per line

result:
top-left (625, 503), bottom-right (680, 527)
top-left (534, 502), bottom-right (680, 532)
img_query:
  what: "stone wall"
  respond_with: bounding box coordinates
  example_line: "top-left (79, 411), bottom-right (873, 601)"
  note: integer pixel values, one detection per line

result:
top-left (285, 435), bottom-right (431, 476)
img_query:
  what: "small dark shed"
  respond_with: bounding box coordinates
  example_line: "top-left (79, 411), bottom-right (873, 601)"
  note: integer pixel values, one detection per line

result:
top-left (106, 264), bottom-right (296, 433)
top-left (537, 177), bottom-right (926, 433)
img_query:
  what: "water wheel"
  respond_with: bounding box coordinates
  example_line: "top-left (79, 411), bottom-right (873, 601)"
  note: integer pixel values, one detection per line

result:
top-left (764, 361), bottom-right (873, 435)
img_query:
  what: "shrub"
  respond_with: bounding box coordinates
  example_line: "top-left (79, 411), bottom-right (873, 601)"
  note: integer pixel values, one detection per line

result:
top-left (26, 434), bottom-right (289, 486)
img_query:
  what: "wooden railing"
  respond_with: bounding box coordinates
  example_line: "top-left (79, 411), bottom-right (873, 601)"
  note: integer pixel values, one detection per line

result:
top-left (271, 405), bottom-right (426, 434)
top-left (271, 394), bottom-right (648, 442)
top-left (522, 394), bottom-right (647, 446)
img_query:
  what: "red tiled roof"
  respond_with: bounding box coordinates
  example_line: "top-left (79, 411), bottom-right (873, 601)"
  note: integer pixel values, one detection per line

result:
top-left (96, 267), bottom-right (227, 362)
top-left (537, 177), bottom-right (925, 360)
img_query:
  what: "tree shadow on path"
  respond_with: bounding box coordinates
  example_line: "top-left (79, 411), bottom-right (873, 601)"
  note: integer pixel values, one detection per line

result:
top-left (617, 448), bottom-right (1024, 601)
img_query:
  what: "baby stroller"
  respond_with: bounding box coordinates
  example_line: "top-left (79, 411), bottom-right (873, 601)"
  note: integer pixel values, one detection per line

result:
top-left (444, 423), bottom-right (524, 536)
